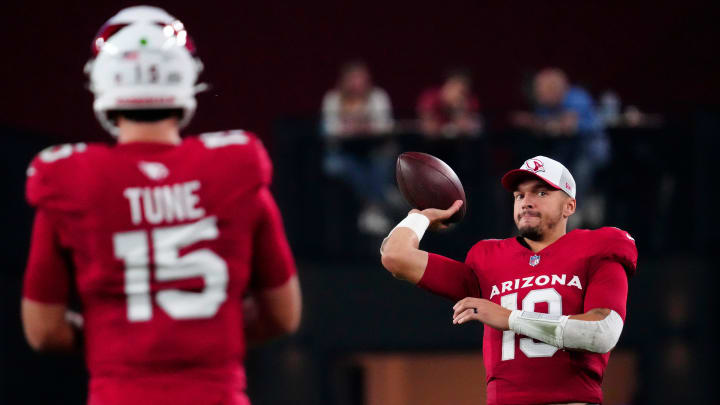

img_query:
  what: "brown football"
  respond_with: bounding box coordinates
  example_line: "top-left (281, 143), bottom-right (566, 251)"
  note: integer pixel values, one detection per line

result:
top-left (395, 152), bottom-right (467, 223)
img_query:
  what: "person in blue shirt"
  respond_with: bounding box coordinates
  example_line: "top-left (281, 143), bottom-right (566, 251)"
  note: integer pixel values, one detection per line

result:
top-left (512, 68), bottom-right (609, 208)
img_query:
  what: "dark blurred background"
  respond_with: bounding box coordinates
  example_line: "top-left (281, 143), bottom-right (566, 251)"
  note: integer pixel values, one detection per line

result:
top-left (1, 1), bottom-right (718, 404)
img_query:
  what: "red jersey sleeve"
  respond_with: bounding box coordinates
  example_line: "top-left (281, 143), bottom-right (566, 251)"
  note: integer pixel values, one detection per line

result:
top-left (583, 227), bottom-right (637, 320)
top-left (195, 130), bottom-right (273, 191)
top-left (250, 134), bottom-right (273, 187)
top-left (231, 130), bottom-right (273, 187)
top-left (26, 143), bottom-right (90, 212)
top-left (250, 188), bottom-right (297, 290)
top-left (417, 253), bottom-right (480, 301)
top-left (23, 210), bottom-right (71, 304)
top-left (583, 260), bottom-right (629, 320)
top-left (593, 227), bottom-right (638, 277)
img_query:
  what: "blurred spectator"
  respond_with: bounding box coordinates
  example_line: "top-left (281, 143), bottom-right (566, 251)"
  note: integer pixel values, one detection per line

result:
top-left (511, 68), bottom-right (610, 224)
top-left (321, 61), bottom-right (397, 235)
top-left (417, 68), bottom-right (482, 138)
top-left (511, 68), bottom-right (604, 142)
top-left (598, 90), bottom-right (664, 129)
top-left (322, 61), bottom-right (393, 136)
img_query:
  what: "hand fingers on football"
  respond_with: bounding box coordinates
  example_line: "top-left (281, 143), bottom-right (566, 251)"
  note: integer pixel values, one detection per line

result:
top-left (432, 200), bottom-right (463, 220)
top-left (445, 200), bottom-right (464, 214)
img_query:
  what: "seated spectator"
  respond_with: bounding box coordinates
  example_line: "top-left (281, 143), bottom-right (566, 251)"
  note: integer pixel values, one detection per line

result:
top-left (512, 68), bottom-right (603, 140)
top-left (417, 68), bottom-right (482, 138)
top-left (321, 61), bottom-right (397, 235)
top-left (322, 61), bottom-right (393, 136)
top-left (511, 67), bottom-right (610, 225)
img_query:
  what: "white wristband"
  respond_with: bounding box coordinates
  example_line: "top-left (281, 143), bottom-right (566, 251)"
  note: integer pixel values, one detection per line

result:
top-left (379, 213), bottom-right (431, 254)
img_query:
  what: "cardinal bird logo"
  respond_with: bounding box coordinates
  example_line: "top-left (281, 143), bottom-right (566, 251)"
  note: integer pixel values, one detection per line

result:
top-left (138, 161), bottom-right (169, 181)
top-left (524, 159), bottom-right (546, 173)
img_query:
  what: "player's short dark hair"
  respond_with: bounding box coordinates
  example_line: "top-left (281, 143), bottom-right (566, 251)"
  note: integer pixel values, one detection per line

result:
top-left (108, 109), bottom-right (183, 124)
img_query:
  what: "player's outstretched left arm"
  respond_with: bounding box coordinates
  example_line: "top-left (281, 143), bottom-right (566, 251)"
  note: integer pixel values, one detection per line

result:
top-left (451, 298), bottom-right (623, 354)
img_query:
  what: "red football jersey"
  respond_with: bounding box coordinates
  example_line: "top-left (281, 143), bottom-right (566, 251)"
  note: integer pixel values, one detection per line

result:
top-left (419, 227), bottom-right (637, 405)
top-left (23, 130), bottom-right (297, 405)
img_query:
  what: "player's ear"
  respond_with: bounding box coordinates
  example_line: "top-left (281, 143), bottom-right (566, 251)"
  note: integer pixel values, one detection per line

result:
top-left (563, 197), bottom-right (576, 218)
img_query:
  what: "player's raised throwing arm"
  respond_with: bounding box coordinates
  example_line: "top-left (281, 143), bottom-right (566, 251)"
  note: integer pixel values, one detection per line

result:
top-left (380, 200), bottom-right (463, 283)
top-left (380, 201), bottom-right (481, 304)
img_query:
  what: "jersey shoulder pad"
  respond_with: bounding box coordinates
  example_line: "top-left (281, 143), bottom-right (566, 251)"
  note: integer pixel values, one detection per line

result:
top-left (193, 130), bottom-right (272, 186)
top-left (26, 143), bottom-right (105, 211)
top-left (589, 227), bottom-right (638, 277)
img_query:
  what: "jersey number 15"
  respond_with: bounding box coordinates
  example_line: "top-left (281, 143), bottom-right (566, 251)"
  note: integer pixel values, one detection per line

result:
top-left (113, 217), bottom-right (229, 322)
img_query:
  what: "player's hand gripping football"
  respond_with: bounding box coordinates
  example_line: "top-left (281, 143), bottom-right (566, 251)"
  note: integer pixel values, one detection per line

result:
top-left (411, 200), bottom-right (464, 231)
top-left (452, 297), bottom-right (512, 331)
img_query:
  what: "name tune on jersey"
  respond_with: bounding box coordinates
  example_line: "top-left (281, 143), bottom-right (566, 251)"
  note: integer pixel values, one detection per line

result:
top-left (489, 273), bottom-right (582, 299)
top-left (123, 180), bottom-right (205, 225)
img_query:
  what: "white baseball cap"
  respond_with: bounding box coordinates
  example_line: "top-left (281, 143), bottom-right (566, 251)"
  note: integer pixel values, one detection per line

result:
top-left (501, 156), bottom-right (576, 198)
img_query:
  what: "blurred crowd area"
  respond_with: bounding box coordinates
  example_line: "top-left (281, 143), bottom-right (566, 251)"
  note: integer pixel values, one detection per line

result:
top-left (316, 62), bottom-right (663, 237)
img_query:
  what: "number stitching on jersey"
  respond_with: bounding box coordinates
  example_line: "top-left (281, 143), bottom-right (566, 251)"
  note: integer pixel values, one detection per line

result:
top-left (38, 143), bottom-right (87, 163)
top-left (113, 217), bottom-right (229, 322)
top-left (200, 130), bottom-right (249, 148)
top-left (501, 287), bottom-right (562, 360)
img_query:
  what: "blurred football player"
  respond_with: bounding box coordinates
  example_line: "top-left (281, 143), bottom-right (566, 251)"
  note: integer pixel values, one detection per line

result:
top-left (21, 6), bottom-right (301, 405)
top-left (381, 156), bottom-right (637, 405)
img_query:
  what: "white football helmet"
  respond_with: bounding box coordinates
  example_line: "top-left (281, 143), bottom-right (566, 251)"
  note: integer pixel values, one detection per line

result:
top-left (85, 6), bottom-right (205, 135)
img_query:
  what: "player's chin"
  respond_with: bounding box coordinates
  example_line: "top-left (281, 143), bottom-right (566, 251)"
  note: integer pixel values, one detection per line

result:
top-left (517, 224), bottom-right (543, 241)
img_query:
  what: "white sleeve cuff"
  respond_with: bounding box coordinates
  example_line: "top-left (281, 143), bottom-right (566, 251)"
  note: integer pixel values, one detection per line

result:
top-left (509, 309), bottom-right (624, 354)
top-left (563, 310), bottom-right (624, 353)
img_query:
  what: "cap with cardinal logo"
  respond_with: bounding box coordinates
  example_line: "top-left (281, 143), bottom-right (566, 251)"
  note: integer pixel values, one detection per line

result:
top-left (501, 156), bottom-right (576, 198)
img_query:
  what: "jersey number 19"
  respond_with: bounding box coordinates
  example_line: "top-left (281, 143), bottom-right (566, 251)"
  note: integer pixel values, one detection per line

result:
top-left (500, 288), bottom-right (562, 360)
